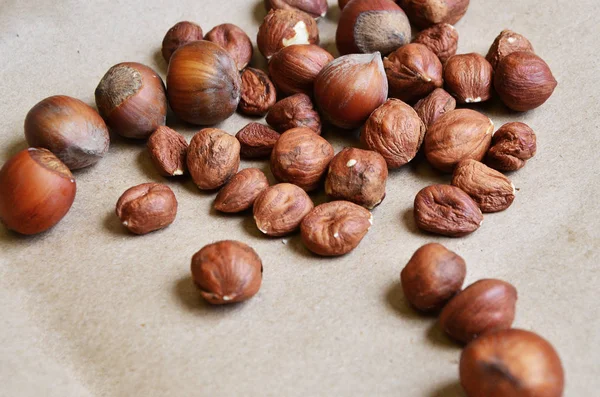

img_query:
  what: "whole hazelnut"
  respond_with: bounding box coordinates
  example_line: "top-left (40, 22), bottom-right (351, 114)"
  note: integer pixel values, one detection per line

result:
top-left (336, 0), bottom-right (411, 56)
top-left (0, 148), bottom-right (76, 235)
top-left (191, 240), bottom-right (263, 304)
top-left (413, 88), bottom-right (456, 129)
top-left (161, 21), bottom-right (204, 63)
top-left (413, 23), bottom-right (459, 64)
top-left (95, 62), bottom-right (167, 139)
top-left (257, 9), bottom-right (319, 59)
top-left (264, 0), bottom-right (328, 19)
top-left (494, 51), bottom-right (557, 111)
top-left (236, 123), bottom-right (281, 159)
top-left (361, 99), bottom-right (426, 168)
top-left (398, 0), bottom-right (470, 29)
top-left (24, 95), bottom-right (109, 169)
top-left (384, 43), bottom-right (443, 103)
top-left (314, 53), bottom-right (388, 129)
top-left (166, 41), bottom-right (241, 125)
top-left (239, 68), bottom-right (277, 116)
top-left (486, 122), bottom-right (536, 172)
top-left (460, 329), bottom-right (564, 397)
top-left (444, 53), bottom-right (494, 103)
top-left (115, 183), bottom-right (178, 235)
top-left (266, 93), bottom-right (322, 134)
top-left (270, 127), bottom-right (334, 191)
top-left (187, 129), bottom-right (240, 190)
top-left (400, 243), bottom-right (466, 312)
top-left (147, 126), bottom-right (188, 177)
top-left (204, 23), bottom-right (253, 71)
top-left (214, 168), bottom-right (270, 213)
top-left (253, 183), bottom-right (314, 236)
top-left (486, 29), bottom-right (534, 70)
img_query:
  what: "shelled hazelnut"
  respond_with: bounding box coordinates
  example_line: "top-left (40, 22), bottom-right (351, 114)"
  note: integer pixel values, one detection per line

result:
top-left (236, 123), bottom-right (281, 159)
top-left (486, 122), bottom-right (537, 171)
top-left (253, 183), bottom-right (314, 236)
top-left (444, 53), bottom-right (494, 103)
top-left (187, 129), bottom-right (240, 190)
top-left (264, 0), bottom-right (328, 19)
top-left (413, 88), bottom-right (456, 129)
top-left (486, 29), bottom-right (534, 70)
top-left (239, 68), bottom-right (277, 116)
top-left (257, 9), bottom-right (319, 59)
top-left (413, 23), bottom-right (459, 63)
top-left (398, 0), bottom-right (470, 29)
top-left (205, 23), bottom-right (253, 71)
top-left (161, 21), bottom-right (204, 63)
top-left (266, 93), bottom-right (322, 134)
top-left (214, 168), bottom-right (270, 213)
top-left (147, 126), bottom-right (188, 177)
top-left (116, 183), bottom-right (177, 235)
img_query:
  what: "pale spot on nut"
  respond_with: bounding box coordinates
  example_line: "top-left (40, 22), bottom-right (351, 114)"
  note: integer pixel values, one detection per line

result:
top-left (507, 37), bottom-right (516, 44)
top-left (334, 232), bottom-right (340, 238)
top-left (283, 21), bottom-right (309, 47)
top-left (122, 221), bottom-right (129, 226)
top-left (511, 183), bottom-right (516, 194)
top-left (465, 97), bottom-right (482, 103)
top-left (368, 214), bottom-right (373, 226)
top-left (222, 295), bottom-right (233, 301)
top-left (346, 159), bottom-right (357, 167)
top-left (173, 169), bottom-right (184, 176)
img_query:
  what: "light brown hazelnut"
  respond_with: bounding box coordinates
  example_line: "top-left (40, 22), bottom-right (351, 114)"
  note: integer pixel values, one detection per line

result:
top-left (236, 123), bottom-right (281, 159)
top-left (413, 88), bottom-right (456, 129)
top-left (264, 0), bottom-right (328, 19)
top-left (413, 23), bottom-right (459, 64)
top-left (257, 9), bottom-right (319, 59)
top-left (115, 183), bottom-right (178, 235)
top-left (239, 68), bottom-right (277, 116)
top-left (266, 93), bottom-right (321, 134)
top-left (253, 183), bottom-right (314, 236)
top-left (187, 129), bottom-right (240, 190)
top-left (204, 23), bottom-right (253, 71)
top-left (147, 126), bottom-right (188, 177)
top-left (486, 122), bottom-right (536, 172)
top-left (486, 29), bottom-right (534, 70)
top-left (444, 53), bottom-right (494, 103)
top-left (161, 21), bottom-right (204, 63)
top-left (398, 0), bottom-right (470, 29)
top-left (214, 168), bottom-right (270, 213)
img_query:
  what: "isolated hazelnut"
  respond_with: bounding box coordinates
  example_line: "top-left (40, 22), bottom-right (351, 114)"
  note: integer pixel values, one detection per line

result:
top-left (486, 29), bottom-right (534, 70)
top-left (401, 243), bottom-right (466, 312)
top-left (24, 95), bottom-right (109, 169)
top-left (187, 129), bottom-right (240, 190)
top-left (115, 183), bottom-right (178, 235)
top-left (336, 0), bottom-right (411, 55)
top-left (204, 23), bottom-right (253, 71)
top-left (191, 240), bottom-right (263, 304)
top-left (0, 148), bottom-right (76, 235)
top-left (166, 41), bottom-right (241, 125)
top-left (486, 122), bottom-right (536, 172)
top-left (264, 0), bottom-right (328, 18)
top-left (271, 127), bottom-right (334, 191)
top-left (413, 88), bottom-right (456, 128)
top-left (95, 62), bottom-right (167, 139)
top-left (314, 53), bottom-right (388, 129)
top-left (361, 99), bottom-right (426, 168)
top-left (147, 126), bottom-right (188, 177)
top-left (253, 183), bottom-right (314, 236)
top-left (444, 53), bottom-right (494, 103)
top-left (266, 93), bottom-right (321, 134)
top-left (236, 123), bottom-right (281, 159)
top-left (239, 68), bottom-right (277, 116)
top-left (413, 23), bottom-right (459, 64)
top-left (161, 21), bottom-right (204, 63)
top-left (398, 0), bottom-right (470, 29)
top-left (214, 168), bottom-right (270, 213)
top-left (257, 9), bottom-right (319, 59)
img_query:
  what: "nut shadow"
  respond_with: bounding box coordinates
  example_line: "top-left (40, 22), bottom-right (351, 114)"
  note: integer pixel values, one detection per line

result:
top-left (103, 210), bottom-right (130, 236)
top-left (173, 275), bottom-right (248, 314)
top-left (285, 234), bottom-right (314, 258)
top-left (153, 48), bottom-right (168, 75)
top-left (407, 154), bottom-right (449, 185)
top-left (136, 149), bottom-right (165, 182)
top-left (253, 1), bottom-right (268, 25)
top-left (384, 281), bottom-right (425, 320)
top-left (241, 213), bottom-right (268, 239)
top-left (428, 381), bottom-right (465, 397)
top-left (402, 208), bottom-right (422, 236)
top-left (426, 321), bottom-right (461, 350)
top-left (1, 139), bottom-right (28, 162)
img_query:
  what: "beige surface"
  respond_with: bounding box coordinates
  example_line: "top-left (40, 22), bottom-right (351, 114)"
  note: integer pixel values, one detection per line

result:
top-left (0, 0), bottom-right (599, 396)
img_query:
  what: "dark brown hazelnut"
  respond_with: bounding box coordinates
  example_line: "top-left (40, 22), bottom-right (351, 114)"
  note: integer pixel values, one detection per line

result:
top-left (239, 68), bottom-right (277, 116)
top-left (236, 123), bottom-right (281, 159)
top-left (264, 0), bottom-right (328, 19)
top-left (413, 23), bottom-right (459, 63)
top-left (161, 21), bottom-right (204, 63)
top-left (205, 23), bottom-right (253, 71)
top-left (257, 9), bottom-right (319, 59)
top-left (266, 93), bottom-right (322, 134)
top-left (253, 183), bottom-right (314, 236)
top-left (413, 88), bottom-right (456, 128)
top-left (214, 168), bottom-right (270, 213)
top-left (115, 183), bottom-right (177, 235)
top-left (444, 53), bottom-right (494, 103)
top-left (486, 122), bottom-right (537, 172)
top-left (187, 129), bottom-right (240, 190)
top-left (147, 126), bottom-right (188, 177)
top-left (486, 29), bottom-right (534, 70)
top-left (398, 0), bottom-right (470, 29)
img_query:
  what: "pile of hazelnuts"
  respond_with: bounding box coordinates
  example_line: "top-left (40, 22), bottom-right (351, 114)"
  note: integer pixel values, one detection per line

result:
top-left (0, 0), bottom-right (563, 395)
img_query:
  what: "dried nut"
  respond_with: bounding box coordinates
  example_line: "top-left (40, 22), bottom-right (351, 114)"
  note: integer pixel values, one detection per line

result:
top-left (398, 0), bottom-right (470, 29)
top-left (115, 183), bottom-right (178, 235)
top-left (253, 183), bottom-right (314, 236)
top-left (161, 21), bottom-right (204, 63)
top-left (414, 184), bottom-right (483, 237)
top-left (460, 329), bottom-right (565, 397)
top-left (486, 122), bottom-right (536, 172)
top-left (444, 53), bottom-right (494, 103)
top-left (336, 0), bottom-right (411, 55)
top-left (324, 147), bottom-right (388, 209)
top-left (204, 23), bottom-right (253, 71)
top-left (384, 43), bottom-right (444, 103)
top-left (439, 279), bottom-right (518, 344)
top-left (301, 201), bottom-right (373, 256)
top-left (236, 123), bottom-right (281, 158)
top-left (214, 168), bottom-right (270, 213)
top-left (424, 109), bottom-right (494, 172)
top-left (494, 51), bottom-right (557, 112)
top-left (191, 240), bottom-right (263, 304)
top-left (413, 88), bottom-right (456, 129)
top-left (486, 29), bottom-right (534, 70)
top-left (239, 68), bottom-right (277, 116)
top-left (361, 99), bottom-right (426, 169)
top-left (413, 23), bottom-right (459, 64)
top-left (147, 126), bottom-right (188, 177)
top-left (270, 127), bottom-right (334, 191)
top-left (268, 44), bottom-right (334, 96)
top-left (314, 53), bottom-right (388, 129)
top-left (187, 129), bottom-right (240, 190)
top-left (257, 9), bottom-right (319, 59)
top-left (264, 0), bottom-right (328, 18)
top-left (400, 243), bottom-right (466, 312)
top-left (266, 93), bottom-right (322, 134)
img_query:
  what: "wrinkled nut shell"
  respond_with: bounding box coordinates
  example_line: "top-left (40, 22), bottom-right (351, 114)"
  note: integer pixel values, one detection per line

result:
top-left (264, 0), bottom-right (328, 19)
top-left (253, 183), bottom-right (314, 236)
top-left (266, 93), bottom-right (322, 134)
top-left (444, 53), bottom-right (494, 104)
top-left (187, 129), bottom-right (241, 190)
top-left (486, 122), bottom-right (536, 172)
top-left (205, 23), bottom-right (253, 71)
top-left (147, 126), bottom-right (188, 177)
top-left (413, 23), bottom-right (459, 64)
top-left (257, 9), bottom-right (320, 59)
top-left (239, 68), bottom-right (277, 116)
top-left (214, 168), bottom-right (269, 213)
top-left (398, 0), bottom-right (470, 29)
top-left (413, 88), bottom-right (456, 129)
top-left (115, 183), bottom-right (178, 235)
top-left (236, 123), bottom-right (281, 158)
top-left (486, 29), bottom-right (534, 70)
top-left (161, 21), bottom-right (204, 63)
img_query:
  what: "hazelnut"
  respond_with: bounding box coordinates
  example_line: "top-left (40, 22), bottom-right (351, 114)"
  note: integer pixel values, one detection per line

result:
top-left (486, 29), bottom-right (534, 70)
top-left (147, 126), bottom-right (188, 177)
top-left (270, 127), bottom-right (334, 191)
top-left (460, 329), bottom-right (565, 397)
top-left (24, 95), bottom-right (109, 170)
top-left (204, 23), bottom-right (253, 71)
top-left (444, 53), bottom-right (494, 103)
top-left (336, 0), bottom-right (411, 56)
top-left (324, 147), bottom-right (388, 209)
top-left (413, 23), bottom-right (459, 64)
top-left (266, 93), bottom-right (321, 134)
top-left (361, 99), bottom-right (426, 168)
top-left (314, 53), bottom-right (388, 129)
top-left (257, 9), bottom-right (319, 59)
top-left (494, 51), bottom-right (557, 112)
top-left (338, 0), bottom-right (351, 10)
top-left (414, 184), bottom-right (483, 237)
top-left (439, 279), bottom-right (518, 344)
top-left (301, 201), bottom-right (373, 256)
top-left (236, 123), bottom-right (281, 159)
top-left (398, 0), bottom-right (470, 29)
top-left (191, 240), bottom-right (263, 304)
top-left (166, 41), bottom-right (241, 125)
top-left (187, 129), bottom-right (241, 190)
top-left (239, 68), bottom-right (277, 116)
top-left (268, 44), bottom-right (334, 96)
top-left (161, 21), bottom-right (203, 63)
top-left (95, 62), bottom-right (167, 139)
top-left (253, 183), bottom-right (314, 236)
top-left (384, 43), bottom-right (443, 103)
top-left (413, 88), bottom-right (456, 129)
top-left (0, 148), bottom-right (76, 235)
top-left (264, 0), bottom-right (328, 19)
top-left (424, 109), bottom-right (494, 172)
top-left (400, 243), bottom-right (466, 312)
top-left (214, 168), bottom-right (270, 213)
top-left (486, 122), bottom-right (536, 172)
top-left (115, 183), bottom-right (177, 235)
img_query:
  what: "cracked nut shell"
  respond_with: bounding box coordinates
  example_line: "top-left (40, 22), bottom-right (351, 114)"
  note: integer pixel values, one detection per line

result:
top-left (187, 128), bottom-right (240, 190)
top-left (413, 23), bottom-right (459, 64)
top-left (147, 126), bottom-right (188, 177)
top-left (486, 122), bottom-right (536, 172)
top-left (266, 93), bottom-right (322, 134)
top-left (253, 183), bottom-right (314, 236)
top-left (239, 68), bottom-right (277, 116)
top-left (115, 183), bottom-right (177, 235)
top-left (486, 29), bottom-right (534, 70)
top-left (398, 0), bottom-right (470, 29)
top-left (444, 53), bottom-right (494, 104)
top-left (161, 21), bottom-right (204, 63)
top-left (236, 123), bottom-right (281, 158)
top-left (413, 88), bottom-right (456, 129)
top-left (214, 168), bottom-right (269, 213)
top-left (205, 23), bottom-right (253, 71)
top-left (257, 9), bottom-right (319, 59)
top-left (264, 0), bottom-right (328, 19)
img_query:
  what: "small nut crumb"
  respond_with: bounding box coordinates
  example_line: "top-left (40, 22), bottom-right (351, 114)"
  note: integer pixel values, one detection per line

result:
top-left (253, 183), bottom-right (314, 236)
top-left (115, 183), bottom-right (178, 235)
top-left (147, 126), bottom-right (188, 177)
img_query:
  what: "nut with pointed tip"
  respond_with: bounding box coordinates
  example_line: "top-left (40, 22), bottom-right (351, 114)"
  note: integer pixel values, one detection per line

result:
top-left (239, 68), bottom-right (277, 116)
top-left (398, 0), bottom-right (470, 29)
top-left (187, 129), bottom-right (240, 190)
top-left (253, 183), bottom-right (314, 236)
top-left (214, 168), bottom-right (270, 213)
top-left (486, 29), bottom-right (534, 70)
top-left (147, 126), bottom-right (188, 177)
top-left (236, 123), bottom-right (281, 159)
top-left (204, 24), bottom-right (253, 71)
top-left (266, 93), bottom-right (322, 134)
top-left (161, 21), bottom-right (204, 63)
top-left (444, 53), bottom-right (494, 104)
top-left (264, 0), bottom-right (328, 19)
top-left (486, 122), bottom-right (536, 172)
top-left (257, 9), bottom-right (319, 59)
top-left (115, 183), bottom-right (177, 235)
top-left (413, 88), bottom-right (456, 128)
top-left (413, 23), bottom-right (459, 63)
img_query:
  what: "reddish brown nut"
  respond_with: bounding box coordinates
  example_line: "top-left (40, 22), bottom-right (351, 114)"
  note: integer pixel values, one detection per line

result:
top-left (413, 88), bottom-right (456, 128)
top-left (460, 329), bottom-right (565, 397)
top-left (270, 127), bottom-right (334, 191)
top-left (361, 99), bottom-right (426, 169)
top-left (214, 169), bottom-right (270, 213)
top-left (338, 0), bottom-right (351, 9)
top-left (400, 243), bottom-right (466, 312)
top-left (115, 183), bottom-right (177, 235)
top-left (161, 21), bottom-right (204, 63)
top-left (205, 23), bottom-right (253, 71)
top-left (257, 9), bottom-right (319, 59)
top-left (444, 53), bottom-right (494, 104)
top-left (187, 129), bottom-right (240, 190)
top-left (266, 93), bottom-right (322, 134)
top-left (486, 29), bottom-right (534, 70)
top-left (414, 184), bottom-right (483, 237)
top-left (236, 123), bottom-right (281, 159)
top-left (253, 183), bottom-right (314, 236)
top-left (147, 126), bottom-right (188, 177)
top-left (486, 122), bottom-right (536, 172)
top-left (239, 68), bottom-right (277, 116)
top-left (439, 279), bottom-right (517, 344)
top-left (424, 109), bottom-right (494, 172)
top-left (325, 148), bottom-right (388, 209)
top-left (398, 0), bottom-right (470, 29)
top-left (191, 240), bottom-right (263, 304)
top-left (264, 0), bottom-right (328, 19)
top-left (413, 23), bottom-right (459, 64)
top-left (301, 201), bottom-right (373, 256)
top-left (384, 43), bottom-right (444, 103)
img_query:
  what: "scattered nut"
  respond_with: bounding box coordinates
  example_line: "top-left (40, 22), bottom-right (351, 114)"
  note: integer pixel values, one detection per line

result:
top-left (187, 129), bottom-right (240, 190)
top-left (253, 183), bottom-right (314, 236)
top-left (264, 0), bottom-right (328, 19)
top-left (239, 68), bottom-right (277, 116)
top-left (161, 21), bottom-right (204, 63)
top-left (413, 88), bottom-right (456, 129)
top-left (115, 183), bottom-right (178, 235)
top-left (486, 29), bottom-right (534, 70)
top-left (235, 123), bottom-right (281, 159)
top-left (214, 168), bottom-right (270, 213)
top-left (204, 23), bottom-right (253, 71)
top-left (257, 9), bottom-right (319, 59)
top-left (398, 0), bottom-right (470, 29)
top-left (266, 93), bottom-right (322, 134)
top-left (147, 126), bottom-right (188, 177)
top-left (413, 23), bottom-right (459, 64)
top-left (486, 122), bottom-right (537, 171)
top-left (444, 53), bottom-right (494, 103)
